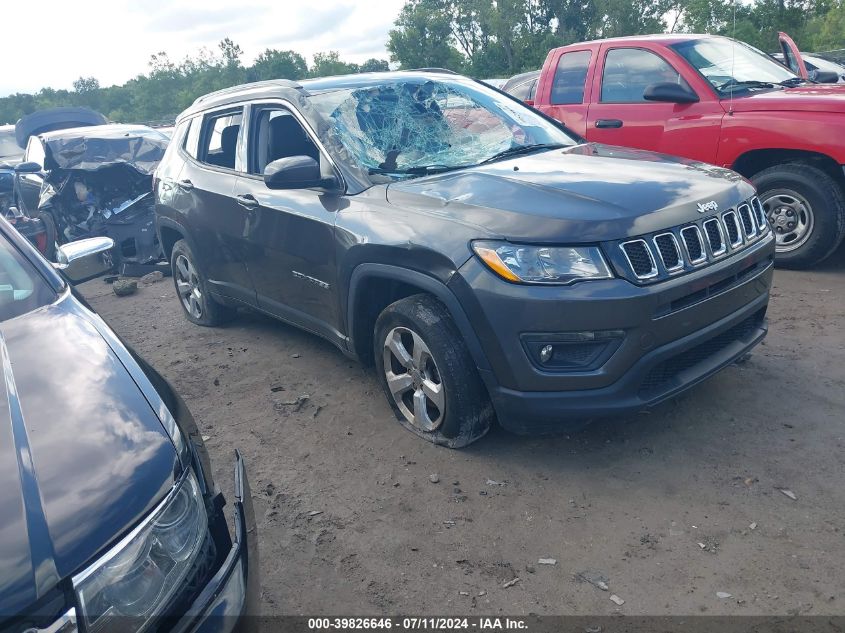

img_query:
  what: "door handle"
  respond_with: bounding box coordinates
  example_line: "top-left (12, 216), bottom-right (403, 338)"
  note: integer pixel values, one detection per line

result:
top-left (237, 194), bottom-right (259, 210)
top-left (177, 179), bottom-right (194, 191)
top-left (595, 119), bottom-right (623, 129)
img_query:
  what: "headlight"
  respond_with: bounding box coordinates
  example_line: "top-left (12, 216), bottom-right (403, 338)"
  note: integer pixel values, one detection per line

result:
top-left (73, 470), bottom-right (207, 633)
top-left (472, 241), bottom-right (613, 284)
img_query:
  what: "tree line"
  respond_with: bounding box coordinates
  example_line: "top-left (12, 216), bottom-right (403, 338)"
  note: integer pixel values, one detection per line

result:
top-left (2, 0), bottom-right (844, 125)
top-left (0, 39), bottom-right (388, 125)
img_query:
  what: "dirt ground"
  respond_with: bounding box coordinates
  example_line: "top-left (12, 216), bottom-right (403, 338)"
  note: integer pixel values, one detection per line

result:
top-left (79, 246), bottom-right (845, 617)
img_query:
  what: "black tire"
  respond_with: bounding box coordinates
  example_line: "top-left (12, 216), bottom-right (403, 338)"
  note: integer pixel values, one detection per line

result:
top-left (36, 212), bottom-right (57, 261)
top-left (752, 163), bottom-right (845, 269)
top-left (170, 239), bottom-right (236, 326)
top-left (374, 294), bottom-right (494, 448)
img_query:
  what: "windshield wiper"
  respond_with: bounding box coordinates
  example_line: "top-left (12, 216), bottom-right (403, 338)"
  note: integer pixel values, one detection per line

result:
top-left (778, 77), bottom-right (808, 87)
top-left (717, 79), bottom-right (777, 92)
top-left (478, 143), bottom-right (566, 165)
top-left (367, 164), bottom-right (469, 176)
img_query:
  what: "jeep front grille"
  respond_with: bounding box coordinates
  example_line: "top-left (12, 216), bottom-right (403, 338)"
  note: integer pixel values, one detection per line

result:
top-left (618, 196), bottom-right (769, 282)
top-left (620, 239), bottom-right (657, 278)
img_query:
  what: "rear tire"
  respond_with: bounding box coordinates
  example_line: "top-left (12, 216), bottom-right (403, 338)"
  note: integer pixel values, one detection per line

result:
top-left (752, 163), bottom-right (845, 268)
top-left (170, 239), bottom-right (236, 326)
top-left (374, 294), bottom-right (494, 448)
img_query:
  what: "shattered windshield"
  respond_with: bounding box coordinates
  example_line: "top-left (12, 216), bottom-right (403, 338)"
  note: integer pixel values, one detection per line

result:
top-left (309, 78), bottom-right (577, 178)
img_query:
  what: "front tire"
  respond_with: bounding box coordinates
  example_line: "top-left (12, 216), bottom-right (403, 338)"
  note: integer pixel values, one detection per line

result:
top-left (374, 294), bottom-right (494, 448)
top-left (752, 163), bottom-right (845, 268)
top-left (171, 239), bottom-right (235, 326)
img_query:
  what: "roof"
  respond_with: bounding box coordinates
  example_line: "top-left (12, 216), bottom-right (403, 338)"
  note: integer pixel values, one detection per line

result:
top-left (177, 70), bottom-right (473, 120)
top-left (556, 33), bottom-right (726, 48)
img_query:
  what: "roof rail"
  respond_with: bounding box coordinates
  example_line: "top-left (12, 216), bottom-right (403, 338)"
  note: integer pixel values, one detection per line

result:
top-left (192, 79), bottom-right (302, 106)
top-left (407, 67), bottom-right (460, 75)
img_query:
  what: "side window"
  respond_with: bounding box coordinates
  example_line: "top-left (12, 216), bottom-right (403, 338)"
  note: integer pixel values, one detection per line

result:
top-left (526, 79), bottom-right (538, 101)
top-left (198, 109), bottom-right (243, 170)
top-left (551, 50), bottom-right (592, 104)
top-left (183, 117), bottom-right (201, 160)
top-left (509, 80), bottom-right (534, 101)
top-left (25, 137), bottom-right (46, 169)
top-left (601, 48), bottom-right (691, 103)
top-left (249, 107), bottom-right (321, 176)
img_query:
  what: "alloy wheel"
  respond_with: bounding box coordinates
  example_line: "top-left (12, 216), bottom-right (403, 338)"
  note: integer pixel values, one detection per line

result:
top-left (382, 326), bottom-right (445, 432)
top-left (762, 190), bottom-right (814, 252)
top-left (174, 254), bottom-right (203, 319)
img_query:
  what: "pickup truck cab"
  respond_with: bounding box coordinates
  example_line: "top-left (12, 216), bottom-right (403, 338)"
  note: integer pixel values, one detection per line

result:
top-left (533, 33), bottom-right (845, 268)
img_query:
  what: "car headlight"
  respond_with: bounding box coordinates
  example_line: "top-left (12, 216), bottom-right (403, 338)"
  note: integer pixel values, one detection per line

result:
top-left (73, 470), bottom-right (207, 633)
top-left (472, 241), bottom-right (613, 284)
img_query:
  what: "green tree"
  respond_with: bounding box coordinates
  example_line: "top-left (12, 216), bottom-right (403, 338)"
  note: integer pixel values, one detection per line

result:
top-left (249, 49), bottom-right (308, 80)
top-left (310, 51), bottom-right (360, 77)
top-left (359, 58), bottom-right (391, 72)
top-left (388, 0), bottom-right (465, 70)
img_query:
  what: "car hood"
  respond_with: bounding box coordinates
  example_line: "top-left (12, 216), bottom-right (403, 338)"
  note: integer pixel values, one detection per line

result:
top-left (0, 292), bottom-right (177, 616)
top-left (724, 84), bottom-right (845, 113)
top-left (386, 143), bottom-right (754, 242)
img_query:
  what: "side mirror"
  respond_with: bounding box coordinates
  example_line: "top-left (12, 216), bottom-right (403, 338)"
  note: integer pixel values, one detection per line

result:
top-left (810, 70), bottom-right (840, 84)
top-left (15, 161), bottom-right (42, 174)
top-left (643, 82), bottom-right (700, 104)
top-left (53, 236), bottom-right (116, 284)
top-left (263, 156), bottom-right (336, 191)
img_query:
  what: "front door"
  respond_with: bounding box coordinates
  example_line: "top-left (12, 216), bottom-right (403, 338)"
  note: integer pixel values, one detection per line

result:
top-left (585, 46), bottom-right (722, 164)
top-left (235, 104), bottom-right (343, 344)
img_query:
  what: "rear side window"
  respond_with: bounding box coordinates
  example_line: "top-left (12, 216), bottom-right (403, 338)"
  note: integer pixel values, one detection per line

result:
top-left (551, 50), bottom-right (592, 105)
top-left (601, 48), bottom-right (691, 103)
top-left (198, 109), bottom-right (243, 170)
top-left (509, 79), bottom-right (536, 101)
top-left (182, 117), bottom-right (201, 160)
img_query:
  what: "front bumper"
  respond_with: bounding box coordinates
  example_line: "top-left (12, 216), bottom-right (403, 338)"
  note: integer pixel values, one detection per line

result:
top-left (453, 233), bottom-right (774, 433)
top-left (179, 451), bottom-right (259, 633)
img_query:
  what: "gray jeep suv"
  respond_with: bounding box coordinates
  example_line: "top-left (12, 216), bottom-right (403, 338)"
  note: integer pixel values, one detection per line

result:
top-left (154, 70), bottom-right (774, 447)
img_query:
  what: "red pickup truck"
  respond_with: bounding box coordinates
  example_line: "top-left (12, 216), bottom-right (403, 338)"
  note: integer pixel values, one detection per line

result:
top-left (531, 33), bottom-right (845, 267)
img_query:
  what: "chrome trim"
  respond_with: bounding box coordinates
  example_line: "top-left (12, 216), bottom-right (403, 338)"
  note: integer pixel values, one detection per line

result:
top-left (680, 225), bottom-right (707, 265)
top-left (620, 239), bottom-right (658, 279)
top-left (738, 203), bottom-right (757, 239)
top-left (702, 217), bottom-right (727, 257)
top-left (722, 210), bottom-right (743, 248)
top-left (751, 196), bottom-right (768, 233)
top-left (652, 232), bottom-right (684, 272)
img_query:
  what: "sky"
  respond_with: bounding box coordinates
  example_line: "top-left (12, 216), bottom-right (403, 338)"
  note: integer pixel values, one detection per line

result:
top-left (0, 0), bottom-right (407, 97)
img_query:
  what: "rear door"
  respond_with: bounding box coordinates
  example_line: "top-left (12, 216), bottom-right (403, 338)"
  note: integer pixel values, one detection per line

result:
top-left (178, 106), bottom-right (256, 305)
top-left (536, 49), bottom-right (594, 137)
top-left (778, 32), bottom-right (808, 79)
top-left (585, 45), bottom-right (723, 163)
top-left (234, 102), bottom-right (343, 344)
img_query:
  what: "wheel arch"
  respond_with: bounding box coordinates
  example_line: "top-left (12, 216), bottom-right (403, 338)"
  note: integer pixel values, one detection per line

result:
top-left (732, 148), bottom-right (845, 184)
top-left (156, 217), bottom-right (196, 261)
top-left (347, 264), bottom-right (491, 373)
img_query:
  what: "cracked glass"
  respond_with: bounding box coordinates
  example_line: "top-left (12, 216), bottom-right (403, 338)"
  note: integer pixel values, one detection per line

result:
top-left (309, 78), bottom-right (578, 178)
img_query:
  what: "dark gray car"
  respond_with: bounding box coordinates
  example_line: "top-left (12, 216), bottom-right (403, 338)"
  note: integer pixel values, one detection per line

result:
top-left (154, 71), bottom-right (774, 448)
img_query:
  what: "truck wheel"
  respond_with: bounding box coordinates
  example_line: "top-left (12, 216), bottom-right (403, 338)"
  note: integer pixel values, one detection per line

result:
top-left (752, 163), bottom-right (845, 268)
top-left (374, 294), bottom-right (494, 448)
top-left (171, 239), bottom-right (235, 326)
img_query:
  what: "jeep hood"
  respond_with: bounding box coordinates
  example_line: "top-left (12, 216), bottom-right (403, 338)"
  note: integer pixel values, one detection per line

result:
top-left (386, 143), bottom-right (754, 242)
top-left (0, 293), bottom-right (177, 616)
top-left (724, 84), bottom-right (845, 113)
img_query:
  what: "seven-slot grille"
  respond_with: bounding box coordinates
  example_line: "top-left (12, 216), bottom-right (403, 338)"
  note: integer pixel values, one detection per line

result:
top-left (619, 196), bottom-right (769, 282)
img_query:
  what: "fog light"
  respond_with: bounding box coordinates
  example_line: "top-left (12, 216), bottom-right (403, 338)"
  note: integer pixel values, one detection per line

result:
top-left (539, 345), bottom-right (554, 364)
top-left (522, 330), bottom-right (625, 372)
